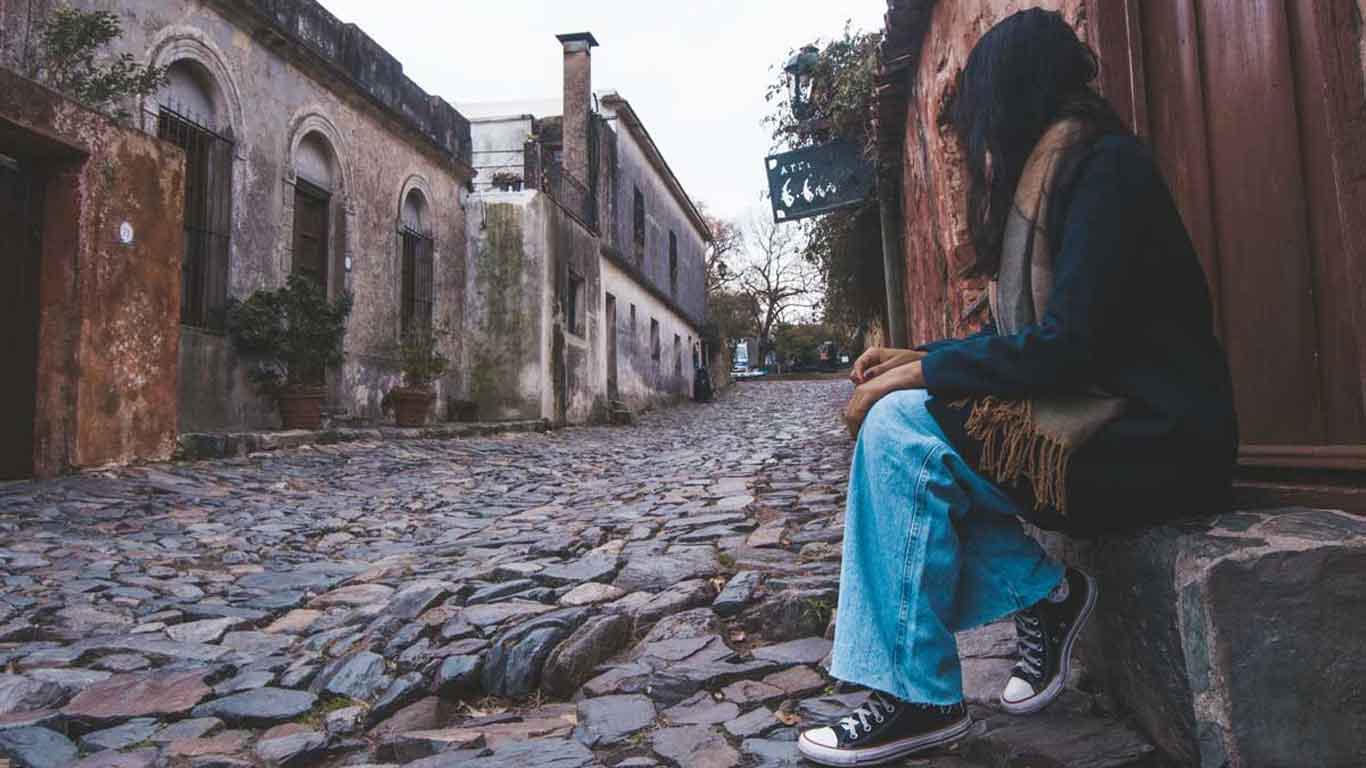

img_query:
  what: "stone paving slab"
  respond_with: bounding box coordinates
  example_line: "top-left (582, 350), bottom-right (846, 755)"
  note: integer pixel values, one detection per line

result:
top-left (0, 381), bottom-right (1156, 767)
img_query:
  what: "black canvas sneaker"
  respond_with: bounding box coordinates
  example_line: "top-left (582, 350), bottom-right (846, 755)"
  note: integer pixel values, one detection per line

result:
top-left (999, 566), bottom-right (1097, 715)
top-left (797, 691), bottom-right (971, 766)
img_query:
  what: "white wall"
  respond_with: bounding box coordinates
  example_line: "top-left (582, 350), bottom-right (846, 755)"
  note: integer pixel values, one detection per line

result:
top-left (601, 257), bottom-right (699, 411)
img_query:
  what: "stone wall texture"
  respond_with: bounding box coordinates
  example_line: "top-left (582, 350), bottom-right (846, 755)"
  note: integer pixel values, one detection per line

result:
top-left (897, 0), bottom-right (1086, 346)
top-left (1, 69), bottom-right (185, 475)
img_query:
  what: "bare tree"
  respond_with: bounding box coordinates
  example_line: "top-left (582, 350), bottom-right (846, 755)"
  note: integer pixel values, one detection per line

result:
top-left (702, 208), bottom-right (743, 295)
top-left (737, 213), bottom-right (821, 365)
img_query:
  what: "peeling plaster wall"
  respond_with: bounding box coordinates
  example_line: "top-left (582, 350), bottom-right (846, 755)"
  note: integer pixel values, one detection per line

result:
top-left (1, 70), bottom-right (183, 475)
top-left (547, 196), bottom-right (605, 425)
top-left (57, 0), bottom-right (471, 431)
top-left (463, 191), bottom-right (605, 425)
top-left (601, 257), bottom-right (697, 411)
top-left (463, 193), bottom-right (548, 422)
top-left (898, 0), bottom-right (1086, 345)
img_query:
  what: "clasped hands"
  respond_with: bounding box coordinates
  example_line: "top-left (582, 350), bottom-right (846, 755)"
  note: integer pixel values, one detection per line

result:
top-left (844, 347), bottom-right (928, 439)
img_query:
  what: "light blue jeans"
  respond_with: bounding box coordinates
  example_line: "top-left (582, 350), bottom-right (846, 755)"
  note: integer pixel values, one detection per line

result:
top-left (830, 389), bottom-right (1064, 705)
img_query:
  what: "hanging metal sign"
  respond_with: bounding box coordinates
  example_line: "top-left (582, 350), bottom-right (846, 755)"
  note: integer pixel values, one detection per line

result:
top-left (764, 139), bottom-right (874, 223)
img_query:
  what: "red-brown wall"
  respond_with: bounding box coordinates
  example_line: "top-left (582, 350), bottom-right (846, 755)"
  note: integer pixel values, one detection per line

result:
top-left (895, 0), bottom-right (1087, 346)
top-left (1, 70), bottom-right (184, 475)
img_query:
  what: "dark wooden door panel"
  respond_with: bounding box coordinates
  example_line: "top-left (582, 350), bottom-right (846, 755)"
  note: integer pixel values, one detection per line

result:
top-left (1285, 0), bottom-right (1366, 442)
top-left (0, 156), bottom-right (42, 480)
top-left (1137, 0), bottom-right (1222, 323)
top-left (1196, 0), bottom-right (1325, 445)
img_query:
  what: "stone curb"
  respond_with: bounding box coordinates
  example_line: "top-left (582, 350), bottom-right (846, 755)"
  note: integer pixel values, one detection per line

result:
top-left (174, 419), bottom-right (552, 461)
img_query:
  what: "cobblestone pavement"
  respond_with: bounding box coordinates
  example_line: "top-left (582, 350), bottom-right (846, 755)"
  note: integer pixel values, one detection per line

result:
top-left (0, 380), bottom-right (1153, 767)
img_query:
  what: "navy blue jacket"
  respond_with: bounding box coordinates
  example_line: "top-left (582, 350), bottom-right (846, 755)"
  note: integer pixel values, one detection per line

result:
top-left (920, 135), bottom-right (1238, 535)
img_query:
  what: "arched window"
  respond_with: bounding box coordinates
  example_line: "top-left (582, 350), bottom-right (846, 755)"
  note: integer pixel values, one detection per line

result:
top-left (292, 132), bottom-right (339, 290)
top-left (157, 59), bottom-right (232, 329)
top-left (399, 188), bottom-right (434, 334)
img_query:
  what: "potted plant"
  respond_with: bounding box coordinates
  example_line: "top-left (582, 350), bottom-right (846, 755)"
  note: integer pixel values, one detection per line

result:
top-left (226, 275), bottom-right (353, 430)
top-left (490, 171), bottom-right (523, 192)
top-left (389, 324), bottom-right (450, 427)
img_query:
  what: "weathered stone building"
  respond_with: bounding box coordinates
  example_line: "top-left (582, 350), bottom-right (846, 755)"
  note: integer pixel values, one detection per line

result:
top-left (2, 3), bottom-right (711, 476)
top-left (5, 0), bottom-right (476, 436)
top-left (463, 33), bottom-right (710, 423)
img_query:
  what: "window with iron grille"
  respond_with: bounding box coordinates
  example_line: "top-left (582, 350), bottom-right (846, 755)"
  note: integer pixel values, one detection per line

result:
top-left (650, 318), bottom-right (661, 362)
top-left (674, 333), bottom-right (682, 379)
top-left (633, 186), bottom-right (645, 264)
top-left (401, 228), bottom-right (434, 335)
top-left (157, 106), bottom-right (232, 329)
top-left (668, 230), bottom-right (678, 293)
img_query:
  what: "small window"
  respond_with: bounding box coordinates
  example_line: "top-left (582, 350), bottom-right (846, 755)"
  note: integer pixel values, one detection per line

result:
top-left (633, 187), bottom-right (645, 264)
top-left (668, 231), bottom-right (678, 292)
top-left (567, 271), bottom-right (586, 336)
top-left (674, 333), bottom-right (682, 378)
top-left (630, 304), bottom-right (637, 350)
top-left (650, 318), bottom-right (661, 362)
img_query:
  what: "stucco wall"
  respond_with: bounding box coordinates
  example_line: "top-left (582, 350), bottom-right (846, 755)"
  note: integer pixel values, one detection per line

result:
top-left (548, 197), bottom-right (606, 425)
top-left (602, 108), bottom-right (708, 326)
top-left (464, 193), bottom-right (550, 422)
top-left (463, 190), bottom-right (606, 425)
top-left (898, 0), bottom-right (1086, 346)
top-left (59, 0), bottom-right (471, 430)
top-left (601, 257), bottom-right (697, 411)
top-left (2, 70), bottom-right (184, 475)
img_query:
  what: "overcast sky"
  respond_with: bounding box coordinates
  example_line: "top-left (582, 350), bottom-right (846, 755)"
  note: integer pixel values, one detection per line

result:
top-left (317, 0), bottom-right (886, 225)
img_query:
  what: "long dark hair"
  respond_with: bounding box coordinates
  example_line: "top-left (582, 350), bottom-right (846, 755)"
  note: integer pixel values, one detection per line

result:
top-left (951, 9), bottom-right (1129, 277)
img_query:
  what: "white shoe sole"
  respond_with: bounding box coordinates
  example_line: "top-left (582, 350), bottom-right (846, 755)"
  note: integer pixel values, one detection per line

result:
top-left (797, 715), bottom-right (973, 766)
top-left (999, 569), bottom-right (1098, 716)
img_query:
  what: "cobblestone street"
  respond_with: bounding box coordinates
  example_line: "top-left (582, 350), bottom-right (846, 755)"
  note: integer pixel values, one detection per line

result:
top-left (0, 380), bottom-right (1152, 767)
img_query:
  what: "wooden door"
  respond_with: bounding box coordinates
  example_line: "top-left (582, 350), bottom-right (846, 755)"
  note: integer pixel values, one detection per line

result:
top-left (605, 293), bottom-right (619, 401)
top-left (0, 153), bottom-right (42, 480)
top-left (292, 181), bottom-right (330, 290)
top-left (1090, 0), bottom-right (1366, 480)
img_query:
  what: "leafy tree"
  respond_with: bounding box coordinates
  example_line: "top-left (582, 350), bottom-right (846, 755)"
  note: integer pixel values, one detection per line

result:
top-left (23, 6), bottom-right (166, 120)
top-left (774, 322), bottom-right (834, 369)
top-left (763, 24), bottom-right (887, 333)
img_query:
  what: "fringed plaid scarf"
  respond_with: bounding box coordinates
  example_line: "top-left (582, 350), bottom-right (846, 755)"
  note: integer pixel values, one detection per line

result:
top-left (963, 120), bottom-right (1125, 515)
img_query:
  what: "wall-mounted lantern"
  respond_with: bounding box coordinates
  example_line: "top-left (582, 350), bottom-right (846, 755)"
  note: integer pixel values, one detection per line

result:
top-left (784, 45), bottom-right (820, 121)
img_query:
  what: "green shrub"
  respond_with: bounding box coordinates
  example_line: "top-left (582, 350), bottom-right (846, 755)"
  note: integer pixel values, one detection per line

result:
top-left (226, 276), bottom-right (353, 394)
top-left (398, 324), bottom-right (450, 389)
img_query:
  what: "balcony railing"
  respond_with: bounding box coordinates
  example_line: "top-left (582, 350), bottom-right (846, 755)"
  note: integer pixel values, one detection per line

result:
top-left (472, 143), bottom-right (596, 230)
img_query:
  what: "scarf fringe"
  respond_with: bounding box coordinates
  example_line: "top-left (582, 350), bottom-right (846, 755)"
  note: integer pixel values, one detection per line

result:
top-left (960, 397), bottom-right (1072, 515)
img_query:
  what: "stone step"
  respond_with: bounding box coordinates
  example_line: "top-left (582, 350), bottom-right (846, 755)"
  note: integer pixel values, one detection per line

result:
top-left (1038, 507), bottom-right (1366, 766)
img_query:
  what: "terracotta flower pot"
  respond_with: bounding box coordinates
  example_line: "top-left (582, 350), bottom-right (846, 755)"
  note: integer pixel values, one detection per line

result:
top-left (277, 388), bottom-right (325, 430)
top-left (392, 387), bottom-right (436, 427)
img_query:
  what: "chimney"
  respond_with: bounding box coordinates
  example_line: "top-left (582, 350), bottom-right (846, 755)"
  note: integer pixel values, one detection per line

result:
top-left (556, 32), bottom-right (598, 189)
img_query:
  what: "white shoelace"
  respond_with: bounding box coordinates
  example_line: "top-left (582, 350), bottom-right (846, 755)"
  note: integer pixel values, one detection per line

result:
top-left (1014, 612), bottom-right (1046, 680)
top-left (838, 693), bottom-right (892, 739)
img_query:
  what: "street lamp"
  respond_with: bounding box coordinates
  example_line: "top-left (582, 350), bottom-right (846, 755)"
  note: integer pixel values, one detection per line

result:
top-left (784, 45), bottom-right (820, 121)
